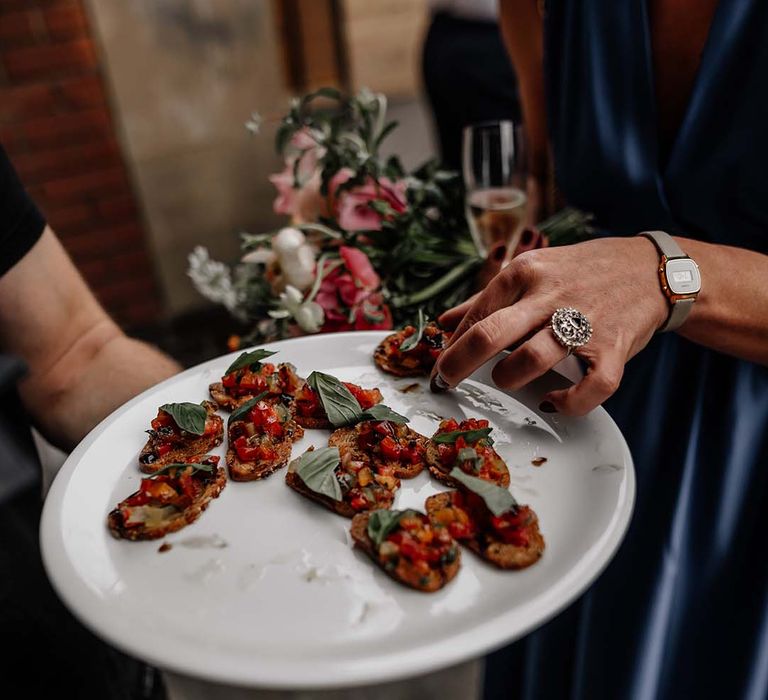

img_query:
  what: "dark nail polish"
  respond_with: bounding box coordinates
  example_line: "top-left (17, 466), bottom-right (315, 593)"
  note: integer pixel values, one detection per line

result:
top-left (492, 244), bottom-right (507, 262)
top-left (520, 228), bottom-right (535, 246)
top-left (430, 372), bottom-right (451, 393)
top-left (539, 401), bottom-right (557, 413)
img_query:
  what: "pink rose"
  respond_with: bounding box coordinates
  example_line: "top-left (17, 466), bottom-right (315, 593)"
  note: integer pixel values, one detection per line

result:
top-left (313, 249), bottom-right (392, 333)
top-left (339, 245), bottom-right (380, 290)
top-left (336, 177), bottom-right (407, 232)
top-left (268, 128), bottom-right (325, 223)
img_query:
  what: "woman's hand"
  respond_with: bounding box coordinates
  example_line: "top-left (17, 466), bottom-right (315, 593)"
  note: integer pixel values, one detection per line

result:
top-left (432, 237), bottom-right (669, 415)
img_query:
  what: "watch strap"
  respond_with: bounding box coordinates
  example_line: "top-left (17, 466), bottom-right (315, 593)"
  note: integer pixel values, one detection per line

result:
top-left (639, 230), bottom-right (686, 258)
top-left (638, 230), bottom-right (697, 333)
top-left (661, 297), bottom-right (694, 332)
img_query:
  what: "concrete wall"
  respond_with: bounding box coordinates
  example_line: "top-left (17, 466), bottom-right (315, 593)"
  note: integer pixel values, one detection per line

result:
top-left (84, 0), bottom-right (289, 314)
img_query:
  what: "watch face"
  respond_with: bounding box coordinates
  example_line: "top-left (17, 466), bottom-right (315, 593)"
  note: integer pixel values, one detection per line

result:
top-left (666, 258), bottom-right (701, 295)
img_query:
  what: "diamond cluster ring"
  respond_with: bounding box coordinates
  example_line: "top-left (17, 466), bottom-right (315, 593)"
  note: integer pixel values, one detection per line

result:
top-left (549, 307), bottom-right (592, 355)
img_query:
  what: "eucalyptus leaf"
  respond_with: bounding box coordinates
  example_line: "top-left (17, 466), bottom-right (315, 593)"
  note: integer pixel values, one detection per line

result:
top-left (224, 348), bottom-right (277, 376)
top-left (228, 391), bottom-right (269, 426)
top-left (367, 509), bottom-right (416, 548)
top-left (158, 402), bottom-right (207, 436)
top-left (293, 446), bottom-right (343, 501)
top-left (432, 427), bottom-right (493, 445)
top-left (358, 404), bottom-right (409, 424)
top-left (399, 308), bottom-right (427, 352)
top-left (449, 468), bottom-right (517, 516)
top-left (148, 462), bottom-right (215, 478)
top-left (307, 371), bottom-right (363, 427)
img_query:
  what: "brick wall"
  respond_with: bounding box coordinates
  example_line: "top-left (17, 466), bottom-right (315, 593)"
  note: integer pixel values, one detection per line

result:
top-left (0, 0), bottom-right (162, 327)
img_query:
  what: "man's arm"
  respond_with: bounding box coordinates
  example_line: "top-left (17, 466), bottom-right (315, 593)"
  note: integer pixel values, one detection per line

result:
top-left (0, 227), bottom-right (181, 450)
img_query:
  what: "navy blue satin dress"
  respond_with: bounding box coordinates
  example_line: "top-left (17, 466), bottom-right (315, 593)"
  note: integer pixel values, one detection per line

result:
top-left (484, 2), bottom-right (768, 699)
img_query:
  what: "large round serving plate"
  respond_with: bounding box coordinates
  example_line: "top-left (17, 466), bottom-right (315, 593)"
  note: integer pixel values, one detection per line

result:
top-left (41, 331), bottom-right (634, 689)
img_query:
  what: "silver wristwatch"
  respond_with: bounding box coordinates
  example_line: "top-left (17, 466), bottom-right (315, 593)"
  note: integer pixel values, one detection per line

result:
top-left (639, 230), bottom-right (701, 332)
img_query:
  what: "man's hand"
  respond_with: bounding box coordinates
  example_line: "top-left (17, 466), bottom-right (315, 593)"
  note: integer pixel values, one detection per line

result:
top-left (0, 227), bottom-right (180, 450)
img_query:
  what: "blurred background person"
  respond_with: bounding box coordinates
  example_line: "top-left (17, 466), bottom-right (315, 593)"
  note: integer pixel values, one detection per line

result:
top-left (422, 0), bottom-right (520, 170)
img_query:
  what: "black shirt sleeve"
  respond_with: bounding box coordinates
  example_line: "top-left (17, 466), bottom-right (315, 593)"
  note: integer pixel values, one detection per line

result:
top-left (0, 145), bottom-right (46, 278)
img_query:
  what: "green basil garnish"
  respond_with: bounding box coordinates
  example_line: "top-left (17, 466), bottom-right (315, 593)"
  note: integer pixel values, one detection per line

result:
top-left (399, 308), bottom-right (427, 352)
top-left (158, 402), bottom-right (207, 435)
top-left (358, 403), bottom-right (409, 425)
top-left (224, 348), bottom-right (277, 376)
top-left (367, 509), bottom-right (416, 548)
top-left (307, 371), bottom-right (364, 427)
top-left (432, 427), bottom-right (493, 445)
top-left (228, 391), bottom-right (269, 426)
top-left (456, 446), bottom-right (482, 471)
top-left (147, 462), bottom-right (215, 478)
top-left (449, 467), bottom-right (517, 516)
top-left (307, 371), bottom-right (408, 427)
top-left (293, 446), bottom-right (343, 500)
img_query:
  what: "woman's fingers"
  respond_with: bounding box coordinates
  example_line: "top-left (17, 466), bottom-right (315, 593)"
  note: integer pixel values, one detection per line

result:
top-left (438, 292), bottom-right (479, 330)
top-left (434, 299), bottom-right (547, 388)
top-left (491, 328), bottom-right (567, 391)
top-left (541, 352), bottom-right (624, 416)
top-left (446, 256), bottom-right (533, 347)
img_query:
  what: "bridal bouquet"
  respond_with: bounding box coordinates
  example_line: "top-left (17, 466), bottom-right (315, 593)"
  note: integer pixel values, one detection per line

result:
top-left (188, 87), bottom-right (592, 347)
top-left (188, 88), bottom-right (480, 346)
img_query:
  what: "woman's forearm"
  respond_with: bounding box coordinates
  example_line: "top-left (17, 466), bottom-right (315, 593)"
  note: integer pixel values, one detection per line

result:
top-left (669, 236), bottom-right (768, 365)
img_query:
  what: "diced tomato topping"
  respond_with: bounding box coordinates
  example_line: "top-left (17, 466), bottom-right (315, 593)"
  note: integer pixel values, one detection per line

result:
top-left (448, 521), bottom-right (475, 540)
top-left (233, 435), bottom-right (276, 462)
top-left (151, 412), bottom-right (174, 431)
top-left (350, 494), bottom-right (369, 511)
top-left (374, 421), bottom-right (394, 437)
top-left (248, 401), bottom-right (285, 438)
top-left (438, 443), bottom-right (457, 466)
top-left (379, 435), bottom-right (402, 460)
top-left (155, 443), bottom-right (172, 457)
top-left (344, 382), bottom-right (379, 410)
top-left (490, 508), bottom-right (531, 546)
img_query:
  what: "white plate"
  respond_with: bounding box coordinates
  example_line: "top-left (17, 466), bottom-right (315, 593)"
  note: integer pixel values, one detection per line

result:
top-left (41, 331), bottom-right (634, 689)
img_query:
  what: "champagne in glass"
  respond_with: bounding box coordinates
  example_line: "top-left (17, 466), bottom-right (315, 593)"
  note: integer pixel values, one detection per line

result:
top-left (463, 121), bottom-right (527, 257)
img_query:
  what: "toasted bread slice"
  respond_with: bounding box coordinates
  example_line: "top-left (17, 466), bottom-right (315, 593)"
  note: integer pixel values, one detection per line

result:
top-left (108, 458), bottom-right (226, 541)
top-left (373, 323), bottom-right (451, 377)
top-left (350, 510), bottom-right (461, 592)
top-left (285, 448), bottom-right (396, 518)
top-left (209, 362), bottom-right (303, 411)
top-left (425, 492), bottom-right (544, 569)
top-left (424, 419), bottom-right (510, 488)
top-left (139, 401), bottom-right (223, 473)
top-left (226, 409), bottom-right (304, 482)
top-left (329, 422), bottom-right (427, 479)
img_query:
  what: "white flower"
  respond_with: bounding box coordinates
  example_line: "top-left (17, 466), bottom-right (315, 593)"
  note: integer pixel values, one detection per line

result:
top-left (269, 285), bottom-right (324, 333)
top-left (272, 227), bottom-right (316, 291)
top-left (187, 246), bottom-right (240, 313)
top-left (241, 248), bottom-right (276, 265)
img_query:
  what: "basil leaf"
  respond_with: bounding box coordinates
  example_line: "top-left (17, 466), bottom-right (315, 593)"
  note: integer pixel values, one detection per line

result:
top-left (148, 462), bottom-right (214, 478)
top-left (399, 308), bottom-right (427, 352)
top-left (367, 509), bottom-right (411, 548)
top-left (449, 467), bottom-right (518, 516)
top-left (293, 446), bottom-right (343, 500)
top-left (357, 404), bottom-right (409, 424)
top-left (307, 371), bottom-right (363, 427)
top-left (432, 427), bottom-right (494, 445)
top-left (456, 446), bottom-right (482, 472)
top-left (158, 402), bottom-right (207, 435)
top-left (228, 391), bottom-right (269, 426)
top-left (224, 348), bottom-right (277, 375)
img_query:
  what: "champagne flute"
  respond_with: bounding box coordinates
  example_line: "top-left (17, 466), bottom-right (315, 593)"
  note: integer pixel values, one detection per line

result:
top-left (462, 120), bottom-right (527, 258)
